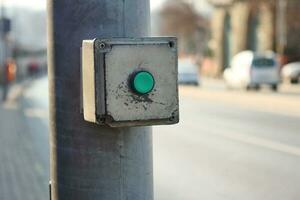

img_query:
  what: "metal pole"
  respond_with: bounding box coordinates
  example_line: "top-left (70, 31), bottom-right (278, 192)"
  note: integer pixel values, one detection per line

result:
top-left (0, 0), bottom-right (4, 65)
top-left (47, 0), bottom-right (153, 200)
top-left (0, 0), bottom-right (7, 60)
top-left (0, 0), bottom-right (8, 101)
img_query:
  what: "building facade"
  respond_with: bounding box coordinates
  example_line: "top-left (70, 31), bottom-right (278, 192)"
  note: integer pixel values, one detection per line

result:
top-left (209, 0), bottom-right (300, 76)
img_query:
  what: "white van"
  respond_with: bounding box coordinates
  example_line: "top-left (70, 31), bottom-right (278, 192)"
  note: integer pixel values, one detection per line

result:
top-left (223, 51), bottom-right (280, 91)
top-left (178, 59), bottom-right (200, 86)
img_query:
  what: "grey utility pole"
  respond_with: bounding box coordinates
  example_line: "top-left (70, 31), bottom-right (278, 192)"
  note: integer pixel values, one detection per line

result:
top-left (0, 0), bottom-right (4, 63)
top-left (47, 0), bottom-right (153, 200)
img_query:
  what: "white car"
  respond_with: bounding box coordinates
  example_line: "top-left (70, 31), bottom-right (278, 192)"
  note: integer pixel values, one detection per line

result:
top-left (223, 51), bottom-right (280, 91)
top-left (281, 62), bottom-right (300, 84)
top-left (178, 59), bottom-right (200, 86)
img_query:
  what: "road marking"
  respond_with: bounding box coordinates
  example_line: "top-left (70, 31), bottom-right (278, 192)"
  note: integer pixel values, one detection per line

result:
top-left (181, 120), bottom-right (300, 157)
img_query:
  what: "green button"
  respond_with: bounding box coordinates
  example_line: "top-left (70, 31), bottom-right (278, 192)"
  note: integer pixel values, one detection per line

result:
top-left (132, 71), bottom-right (155, 94)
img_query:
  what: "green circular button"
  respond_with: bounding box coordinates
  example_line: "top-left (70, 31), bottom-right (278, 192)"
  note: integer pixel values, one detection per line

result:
top-left (132, 71), bottom-right (155, 94)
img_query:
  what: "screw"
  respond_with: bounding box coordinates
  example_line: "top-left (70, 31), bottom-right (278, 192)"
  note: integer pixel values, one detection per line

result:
top-left (99, 42), bottom-right (106, 49)
top-left (168, 41), bottom-right (175, 48)
top-left (169, 116), bottom-right (175, 121)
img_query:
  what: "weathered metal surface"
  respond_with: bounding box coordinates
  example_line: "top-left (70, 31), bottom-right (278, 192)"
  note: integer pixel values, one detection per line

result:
top-left (105, 38), bottom-right (179, 126)
top-left (82, 37), bottom-right (179, 127)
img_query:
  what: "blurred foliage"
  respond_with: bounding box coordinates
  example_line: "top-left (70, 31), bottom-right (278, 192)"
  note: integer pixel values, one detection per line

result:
top-left (203, 46), bottom-right (214, 58)
top-left (158, 0), bottom-right (209, 56)
top-left (159, 0), bottom-right (200, 37)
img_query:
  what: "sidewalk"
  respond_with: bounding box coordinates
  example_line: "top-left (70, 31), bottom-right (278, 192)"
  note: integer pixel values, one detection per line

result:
top-left (181, 77), bottom-right (300, 117)
top-left (0, 82), bottom-right (49, 200)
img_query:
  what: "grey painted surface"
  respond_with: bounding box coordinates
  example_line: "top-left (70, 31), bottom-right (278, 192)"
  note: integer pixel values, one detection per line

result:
top-left (106, 41), bottom-right (178, 123)
top-left (47, 0), bottom-right (153, 199)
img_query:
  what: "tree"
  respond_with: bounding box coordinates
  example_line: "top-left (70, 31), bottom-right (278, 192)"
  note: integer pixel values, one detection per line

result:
top-left (159, 0), bottom-right (208, 55)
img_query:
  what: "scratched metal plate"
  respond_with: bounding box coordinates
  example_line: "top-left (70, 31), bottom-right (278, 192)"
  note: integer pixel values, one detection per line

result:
top-left (105, 40), bottom-right (178, 124)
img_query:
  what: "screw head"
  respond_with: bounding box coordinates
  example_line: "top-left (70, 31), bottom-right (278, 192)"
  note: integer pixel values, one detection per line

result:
top-left (99, 42), bottom-right (106, 49)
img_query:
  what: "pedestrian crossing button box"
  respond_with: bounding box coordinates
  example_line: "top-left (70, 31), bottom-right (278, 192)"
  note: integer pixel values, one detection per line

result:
top-left (82, 37), bottom-right (179, 127)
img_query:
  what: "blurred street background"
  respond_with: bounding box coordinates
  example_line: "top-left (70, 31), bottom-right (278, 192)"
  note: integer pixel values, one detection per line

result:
top-left (1, 0), bottom-right (300, 200)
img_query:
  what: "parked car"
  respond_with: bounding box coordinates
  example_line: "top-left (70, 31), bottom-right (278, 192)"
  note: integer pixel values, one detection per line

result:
top-left (178, 59), bottom-right (200, 86)
top-left (223, 51), bottom-right (280, 91)
top-left (281, 62), bottom-right (300, 84)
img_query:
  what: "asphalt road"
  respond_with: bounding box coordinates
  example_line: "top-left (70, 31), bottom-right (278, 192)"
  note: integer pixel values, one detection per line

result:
top-left (154, 87), bottom-right (300, 200)
top-left (1, 76), bottom-right (300, 200)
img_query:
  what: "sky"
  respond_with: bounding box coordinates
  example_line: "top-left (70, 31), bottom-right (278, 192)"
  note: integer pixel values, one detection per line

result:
top-left (5, 0), bottom-right (162, 11)
top-left (2, 0), bottom-right (46, 10)
top-left (3, 0), bottom-right (157, 11)
top-left (151, 0), bottom-right (166, 11)
top-left (2, 0), bottom-right (169, 11)
top-left (0, 0), bottom-right (159, 10)
top-left (1, 0), bottom-right (211, 13)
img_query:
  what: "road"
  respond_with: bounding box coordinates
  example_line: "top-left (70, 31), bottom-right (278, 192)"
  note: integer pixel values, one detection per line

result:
top-left (154, 85), bottom-right (300, 200)
top-left (0, 79), bottom-right (49, 200)
top-left (1, 76), bottom-right (300, 200)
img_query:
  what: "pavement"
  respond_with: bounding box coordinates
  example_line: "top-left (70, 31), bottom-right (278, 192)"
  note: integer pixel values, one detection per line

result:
top-left (0, 80), bottom-right (49, 200)
top-left (0, 76), bottom-right (300, 200)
